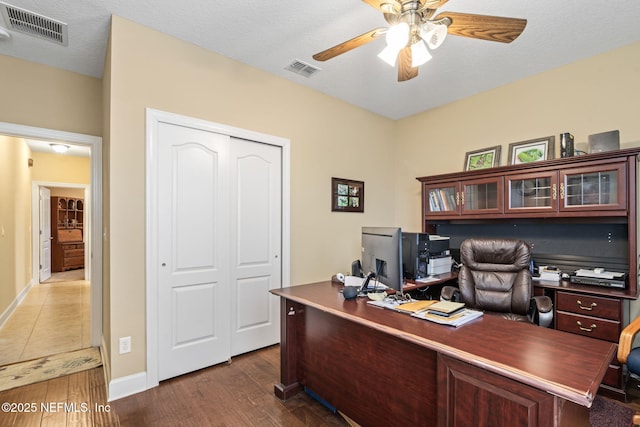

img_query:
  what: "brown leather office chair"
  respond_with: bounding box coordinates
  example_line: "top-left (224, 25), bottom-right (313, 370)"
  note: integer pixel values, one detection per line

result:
top-left (441, 238), bottom-right (553, 327)
top-left (618, 317), bottom-right (640, 424)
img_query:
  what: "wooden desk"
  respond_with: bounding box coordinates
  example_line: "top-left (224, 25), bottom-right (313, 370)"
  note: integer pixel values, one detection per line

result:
top-left (271, 281), bottom-right (616, 427)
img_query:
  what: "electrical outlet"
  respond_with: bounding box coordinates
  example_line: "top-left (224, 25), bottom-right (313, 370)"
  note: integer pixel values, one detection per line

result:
top-left (119, 336), bottom-right (131, 354)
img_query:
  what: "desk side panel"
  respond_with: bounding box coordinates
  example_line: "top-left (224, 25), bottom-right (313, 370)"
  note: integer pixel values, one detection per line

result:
top-left (274, 298), bottom-right (303, 399)
top-left (301, 305), bottom-right (438, 425)
top-left (437, 354), bottom-right (589, 427)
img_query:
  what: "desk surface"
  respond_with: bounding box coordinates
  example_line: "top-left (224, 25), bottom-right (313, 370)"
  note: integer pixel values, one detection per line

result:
top-left (272, 281), bottom-right (616, 408)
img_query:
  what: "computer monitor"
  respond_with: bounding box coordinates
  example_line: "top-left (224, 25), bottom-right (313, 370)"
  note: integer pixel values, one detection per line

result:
top-left (361, 227), bottom-right (404, 294)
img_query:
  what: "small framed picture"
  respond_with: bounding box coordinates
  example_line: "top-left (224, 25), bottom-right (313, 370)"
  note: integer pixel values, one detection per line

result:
top-left (332, 177), bottom-right (364, 212)
top-left (508, 136), bottom-right (555, 165)
top-left (464, 146), bottom-right (501, 171)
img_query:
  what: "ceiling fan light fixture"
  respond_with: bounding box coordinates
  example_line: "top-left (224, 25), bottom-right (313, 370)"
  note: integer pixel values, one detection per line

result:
top-left (377, 45), bottom-right (399, 66)
top-left (411, 40), bottom-right (432, 67)
top-left (50, 143), bottom-right (70, 153)
top-left (385, 22), bottom-right (410, 50)
top-left (420, 22), bottom-right (448, 50)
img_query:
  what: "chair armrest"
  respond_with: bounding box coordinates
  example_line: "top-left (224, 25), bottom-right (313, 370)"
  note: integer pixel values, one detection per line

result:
top-left (529, 296), bottom-right (553, 328)
top-left (531, 295), bottom-right (553, 313)
top-left (441, 285), bottom-right (460, 302)
top-left (618, 315), bottom-right (640, 364)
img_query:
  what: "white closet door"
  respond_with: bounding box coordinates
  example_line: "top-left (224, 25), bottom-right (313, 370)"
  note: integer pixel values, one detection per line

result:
top-left (230, 138), bottom-right (281, 355)
top-left (158, 122), bottom-right (230, 381)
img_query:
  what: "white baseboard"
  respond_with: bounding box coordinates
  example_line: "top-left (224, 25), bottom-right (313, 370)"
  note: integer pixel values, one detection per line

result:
top-left (108, 371), bottom-right (148, 402)
top-left (0, 279), bottom-right (35, 329)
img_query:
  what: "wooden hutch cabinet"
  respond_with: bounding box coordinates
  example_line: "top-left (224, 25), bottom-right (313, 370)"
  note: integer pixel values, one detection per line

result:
top-left (51, 196), bottom-right (84, 272)
top-left (417, 147), bottom-right (640, 400)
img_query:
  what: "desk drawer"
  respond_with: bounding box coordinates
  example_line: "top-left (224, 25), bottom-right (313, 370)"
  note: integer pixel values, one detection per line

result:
top-left (61, 243), bottom-right (83, 250)
top-left (64, 249), bottom-right (84, 258)
top-left (556, 311), bottom-right (620, 342)
top-left (63, 256), bottom-right (84, 268)
top-left (556, 291), bottom-right (621, 321)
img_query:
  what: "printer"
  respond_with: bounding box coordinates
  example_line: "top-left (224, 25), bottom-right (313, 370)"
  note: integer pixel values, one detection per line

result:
top-left (402, 232), bottom-right (451, 280)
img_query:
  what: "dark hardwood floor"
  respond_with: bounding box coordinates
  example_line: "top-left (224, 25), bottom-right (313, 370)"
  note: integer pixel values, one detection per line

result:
top-left (0, 345), bottom-right (349, 426)
top-left (4, 343), bottom-right (640, 426)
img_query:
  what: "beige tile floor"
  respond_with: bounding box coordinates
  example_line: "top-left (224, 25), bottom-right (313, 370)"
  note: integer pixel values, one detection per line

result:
top-left (0, 270), bottom-right (90, 366)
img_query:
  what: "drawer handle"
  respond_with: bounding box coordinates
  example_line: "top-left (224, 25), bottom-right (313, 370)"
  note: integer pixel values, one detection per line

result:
top-left (576, 321), bottom-right (597, 332)
top-left (576, 300), bottom-right (597, 311)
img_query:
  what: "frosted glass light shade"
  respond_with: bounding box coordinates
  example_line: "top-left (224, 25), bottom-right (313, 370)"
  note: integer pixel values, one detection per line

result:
top-left (378, 46), bottom-right (399, 66)
top-left (50, 143), bottom-right (70, 153)
top-left (420, 22), bottom-right (448, 50)
top-left (386, 23), bottom-right (410, 49)
top-left (411, 40), bottom-right (432, 67)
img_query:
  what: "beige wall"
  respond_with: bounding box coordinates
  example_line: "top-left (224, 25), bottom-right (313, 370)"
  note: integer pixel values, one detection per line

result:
top-left (0, 136), bottom-right (32, 315)
top-left (0, 55), bottom-right (102, 136)
top-left (106, 16), bottom-right (396, 380)
top-left (31, 152), bottom-right (91, 185)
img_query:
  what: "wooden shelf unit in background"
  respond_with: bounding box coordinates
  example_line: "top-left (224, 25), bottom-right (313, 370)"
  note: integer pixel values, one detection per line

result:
top-left (51, 196), bottom-right (84, 272)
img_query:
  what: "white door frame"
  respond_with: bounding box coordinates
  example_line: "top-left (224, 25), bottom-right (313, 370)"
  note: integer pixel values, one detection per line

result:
top-left (0, 122), bottom-right (103, 347)
top-left (145, 108), bottom-right (290, 389)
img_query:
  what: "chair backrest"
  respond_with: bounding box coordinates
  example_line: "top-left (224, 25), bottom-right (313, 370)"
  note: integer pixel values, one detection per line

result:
top-left (458, 238), bottom-right (532, 316)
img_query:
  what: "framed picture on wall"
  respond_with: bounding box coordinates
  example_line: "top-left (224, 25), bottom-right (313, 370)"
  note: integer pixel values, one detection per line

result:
top-left (508, 136), bottom-right (555, 165)
top-left (464, 146), bottom-right (501, 171)
top-left (332, 177), bottom-right (364, 212)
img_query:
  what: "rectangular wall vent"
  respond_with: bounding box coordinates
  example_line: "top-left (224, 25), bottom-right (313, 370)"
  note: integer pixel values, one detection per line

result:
top-left (285, 60), bottom-right (321, 78)
top-left (0, 2), bottom-right (68, 46)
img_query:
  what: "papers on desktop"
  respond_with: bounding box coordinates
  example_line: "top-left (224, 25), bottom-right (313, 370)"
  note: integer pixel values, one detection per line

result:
top-left (344, 276), bottom-right (388, 289)
top-left (412, 308), bottom-right (483, 327)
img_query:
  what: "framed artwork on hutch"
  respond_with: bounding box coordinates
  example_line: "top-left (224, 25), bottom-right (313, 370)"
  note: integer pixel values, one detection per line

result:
top-left (508, 136), bottom-right (555, 165)
top-left (464, 145), bottom-right (501, 171)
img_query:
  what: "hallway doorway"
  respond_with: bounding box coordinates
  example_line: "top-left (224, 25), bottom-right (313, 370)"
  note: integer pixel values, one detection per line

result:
top-left (0, 122), bottom-right (102, 368)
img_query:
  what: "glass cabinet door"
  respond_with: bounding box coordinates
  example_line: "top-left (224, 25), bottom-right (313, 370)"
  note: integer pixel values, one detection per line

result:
top-left (559, 163), bottom-right (626, 211)
top-left (505, 172), bottom-right (558, 214)
top-left (424, 183), bottom-right (460, 216)
top-left (461, 177), bottom-right (503, 215)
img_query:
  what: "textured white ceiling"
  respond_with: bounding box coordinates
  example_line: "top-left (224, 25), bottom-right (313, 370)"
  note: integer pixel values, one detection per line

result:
top-left (1, 0), bottom-right (640, 119)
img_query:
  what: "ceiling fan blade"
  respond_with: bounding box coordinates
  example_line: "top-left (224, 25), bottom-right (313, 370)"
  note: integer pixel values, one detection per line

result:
top-left (435, 12), bottom-right (527, 43)
top-left (313, 27), bottom-right (386, 62)
top-left (397, 47), bottom-right (419, 82)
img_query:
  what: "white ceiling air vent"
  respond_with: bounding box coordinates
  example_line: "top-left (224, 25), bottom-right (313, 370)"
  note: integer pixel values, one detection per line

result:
top-left (285, 60), bottom-right (321, 78)
top-left (0, 2), bottom-right (68, 46)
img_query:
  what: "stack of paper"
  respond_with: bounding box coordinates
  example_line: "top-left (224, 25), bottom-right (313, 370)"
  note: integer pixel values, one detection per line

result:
top-left (395, 300), bottom-right (437, 314)
top-left (538, 266), bottom-right (561, 282)
top-left (412, 308), bottom-right (483, 327)
top-left (425, 301), bottom-right (466, 317)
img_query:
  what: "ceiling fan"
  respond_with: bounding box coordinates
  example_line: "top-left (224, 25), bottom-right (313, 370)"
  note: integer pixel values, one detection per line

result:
top-left (312, 0), bottom-right (527, 82)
